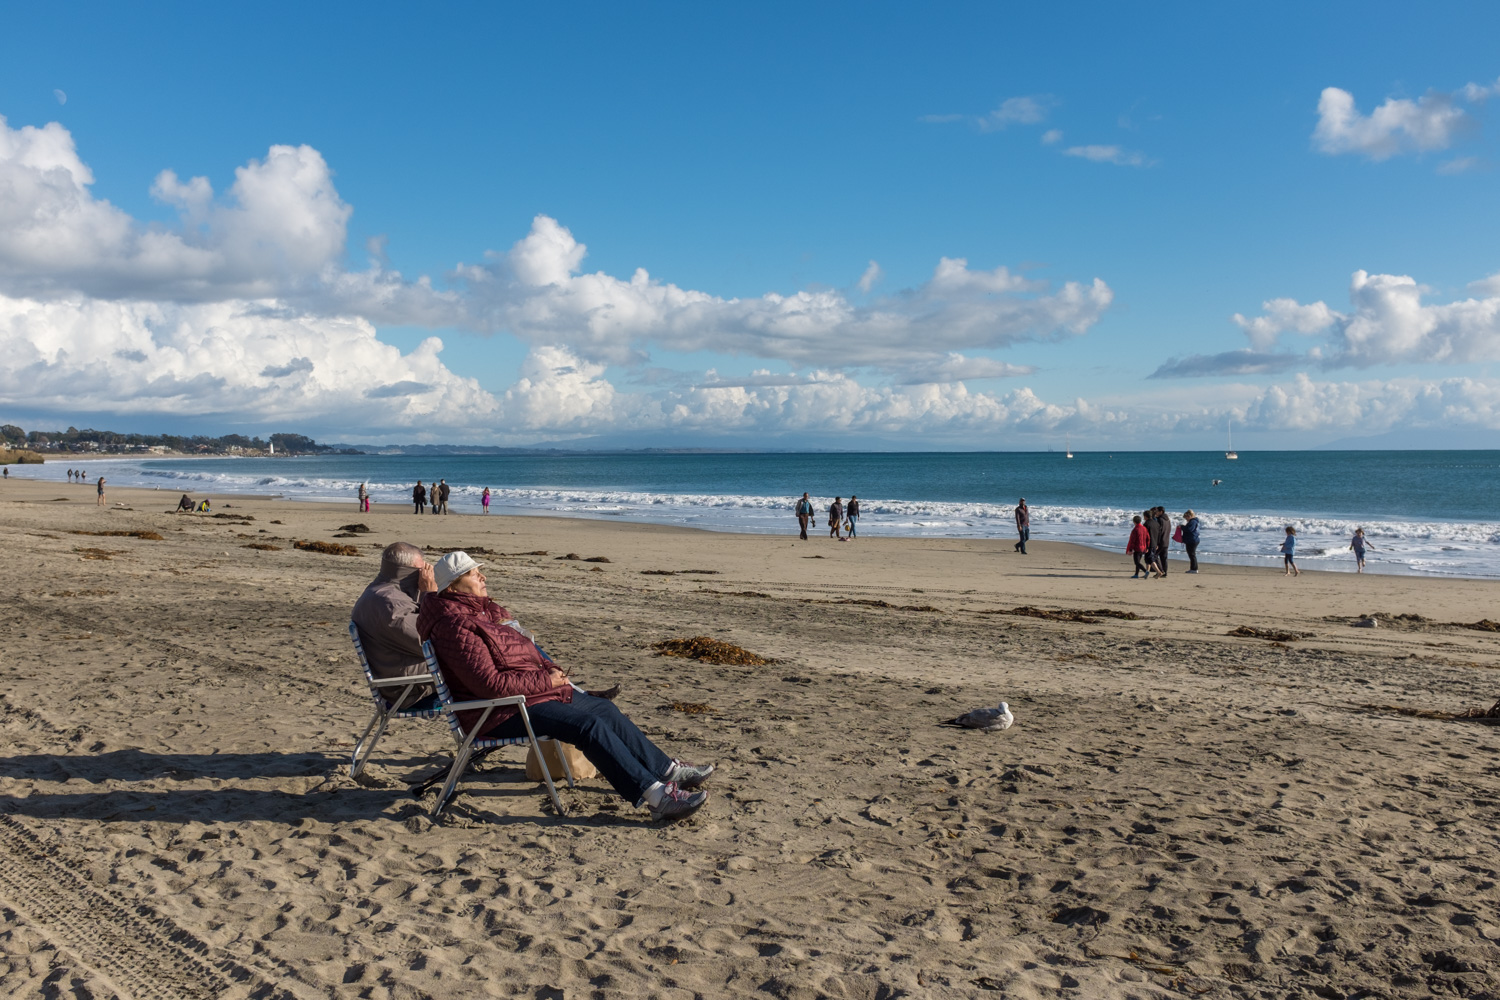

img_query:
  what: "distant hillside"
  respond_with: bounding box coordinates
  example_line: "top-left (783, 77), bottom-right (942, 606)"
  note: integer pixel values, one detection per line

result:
top-left (0, 424), bottom-right (361, 457)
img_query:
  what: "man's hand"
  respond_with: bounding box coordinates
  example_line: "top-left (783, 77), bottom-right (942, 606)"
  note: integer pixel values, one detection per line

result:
top-left (416, 563), bottom-right (437, 593)
top-left (547, 667), bottom-right (571, 688)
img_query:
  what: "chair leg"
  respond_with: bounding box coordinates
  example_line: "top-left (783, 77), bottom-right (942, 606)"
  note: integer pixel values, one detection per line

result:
top-left (519, 709), bottom-right (565, 816)
top-left (431, 744), bottom-right (473, 819)
top-left (549, 738), bottom-right (576, 788)
top-left (350, 706), bottom-right (391, 777)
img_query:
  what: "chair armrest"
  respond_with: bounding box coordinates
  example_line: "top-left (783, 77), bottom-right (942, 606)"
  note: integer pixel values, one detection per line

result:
top-left (369, 674), bottom-right (435, 688)
top-left (445, 695), bottom-right (528, 712)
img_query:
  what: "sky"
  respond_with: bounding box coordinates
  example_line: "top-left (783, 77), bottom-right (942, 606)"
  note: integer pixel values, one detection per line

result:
top-left (2, 3), bottom-right (1499, 450)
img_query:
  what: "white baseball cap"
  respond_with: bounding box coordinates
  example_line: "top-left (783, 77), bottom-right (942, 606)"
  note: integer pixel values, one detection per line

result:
top-left (434, 550), bottom-right (484, 592)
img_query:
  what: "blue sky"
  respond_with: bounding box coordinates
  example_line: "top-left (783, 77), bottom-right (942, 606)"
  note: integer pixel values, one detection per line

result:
top-left (2, 3), bottom-right (1499, 448)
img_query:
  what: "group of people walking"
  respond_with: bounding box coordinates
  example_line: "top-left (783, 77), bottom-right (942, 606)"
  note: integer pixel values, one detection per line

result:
top-left (794, 493), bottom-right (860, 541)
top-left (1126, 507), bottom-right (1200, 578)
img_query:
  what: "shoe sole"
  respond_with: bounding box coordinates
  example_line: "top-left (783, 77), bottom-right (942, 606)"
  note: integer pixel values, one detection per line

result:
top-left (651, 793), bottom-right (707, 822)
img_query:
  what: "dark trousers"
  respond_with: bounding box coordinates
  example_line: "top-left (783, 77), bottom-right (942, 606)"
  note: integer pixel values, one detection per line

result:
top-left (1131, 551), bottom-right (1147, 574)
top-left (414, 501), bottom-right (425, 513)
top-left (1186, 542), bottom-right (1198, 572)
top-left (1156, 544), bottom-right (1169, 574)
top-left (1015, 527), bottom-right (1029, 553)
top-left (797, 515), bottom-right (809, 540)
top-left (484, 694), bottom-right (672, 804)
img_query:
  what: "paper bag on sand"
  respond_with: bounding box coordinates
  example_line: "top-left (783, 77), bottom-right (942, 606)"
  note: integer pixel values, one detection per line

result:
top-left (525, 741), bottom-right (597, 782)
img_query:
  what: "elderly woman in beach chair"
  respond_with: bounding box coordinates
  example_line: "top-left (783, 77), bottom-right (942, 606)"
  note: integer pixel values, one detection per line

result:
top-left (417, 551), bottom-right (714, 822)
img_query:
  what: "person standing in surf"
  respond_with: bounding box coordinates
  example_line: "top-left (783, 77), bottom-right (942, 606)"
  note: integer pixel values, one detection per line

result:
top-left (482, 487), bottom-right (491, 514)
top-left (1014, 498), bottom-right (1030, 554)
top-left (829, 497), bottom-right (844, 540)
top-left (1281, 526), bottom-right (1300, 576)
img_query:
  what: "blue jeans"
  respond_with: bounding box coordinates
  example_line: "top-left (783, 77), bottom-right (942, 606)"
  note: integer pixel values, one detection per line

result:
top-left (483, 694), bottom-right (672, 804)
top-left (1015, 527), bottom-right (1029, 553)
top-left (847, 516), bottom-right (857, 537)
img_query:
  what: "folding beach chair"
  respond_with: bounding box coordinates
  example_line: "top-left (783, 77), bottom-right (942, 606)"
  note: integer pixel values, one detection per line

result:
top-left (348, 620), bottom-right (443, 777)
top-left (424, 640), bottom-right (574, 819)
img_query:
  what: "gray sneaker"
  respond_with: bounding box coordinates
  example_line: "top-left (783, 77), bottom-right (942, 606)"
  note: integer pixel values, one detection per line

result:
top-left (650, 782), bottom-right (707, 822)
top-left (664, 759), bottom-right (715, 790)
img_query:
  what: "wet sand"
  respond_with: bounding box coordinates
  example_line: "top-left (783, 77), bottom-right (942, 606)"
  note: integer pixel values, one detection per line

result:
top-left (1, 477), bottom-right (1498, 998)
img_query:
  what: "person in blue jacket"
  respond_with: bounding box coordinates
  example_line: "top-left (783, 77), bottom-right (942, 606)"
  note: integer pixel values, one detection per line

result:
top-left (1280, 526), bottom-right (1300, 577)
top-left (1181, 509), bottom-right (1202, 574)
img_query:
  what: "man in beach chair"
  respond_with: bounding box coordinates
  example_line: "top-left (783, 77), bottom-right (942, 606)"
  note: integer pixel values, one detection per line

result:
top-left (418, 551), bottom-right (714, 822)
top-left (352, 542), bottom-right (441, 709)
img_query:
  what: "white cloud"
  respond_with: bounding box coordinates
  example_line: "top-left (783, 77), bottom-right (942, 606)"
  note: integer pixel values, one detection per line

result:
top-left (1062, 144), bottom-right (1151, 167)
top-left (1040, 129), bottom-right (1063, 145)
top-left (1312, 86), bottom-right (1467, 160)
top-left (1436, 156), bottom-right (1481, 175)
top-left (0, 116), bottom-right (355, 301)
top-left (0, 116), bottom-right (1112, 380)
top-left (1459, 76), bottom-right (1500, 102)
top-left (857, 260), bottom-right (882, 293)
top-left (978, 95), bottom-right (1056, 132)
top-left (919, 96), bottom-right (1056, 133)
top-left (0, 293), bottom-right (497, 434)
top-left (456, 215), bottom-right (1113, 371)
top-left (1156, 269), bottom-right (1500, 376)
top-left (1231, 298), bottom-right (1342, 350)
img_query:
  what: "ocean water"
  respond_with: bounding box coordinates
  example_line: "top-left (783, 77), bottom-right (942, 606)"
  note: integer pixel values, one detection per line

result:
top-left (20, 450), bottom-right (1500, 579)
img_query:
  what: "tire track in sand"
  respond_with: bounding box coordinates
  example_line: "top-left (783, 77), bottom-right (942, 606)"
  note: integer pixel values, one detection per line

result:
top-left (0, 815), bottom-right (312, 1000)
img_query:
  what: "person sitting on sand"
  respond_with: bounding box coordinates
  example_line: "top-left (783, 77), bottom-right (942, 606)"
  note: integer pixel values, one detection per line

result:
top-left (1280, 526), bottom-right (1300, 577)
top-left (177, 493), bottom-right (195, 512)
top-left (417, 551), bottom-right (712, 822)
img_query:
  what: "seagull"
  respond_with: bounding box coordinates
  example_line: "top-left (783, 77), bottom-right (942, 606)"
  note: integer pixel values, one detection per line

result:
top-left (942, 702), bottom-right (1014, 732)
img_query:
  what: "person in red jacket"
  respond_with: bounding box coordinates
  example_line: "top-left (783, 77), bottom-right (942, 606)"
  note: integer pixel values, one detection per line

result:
top-left (417, 551), bottom-right (713, 822)
top-left (1126, 514), bottom-right (1155, 579)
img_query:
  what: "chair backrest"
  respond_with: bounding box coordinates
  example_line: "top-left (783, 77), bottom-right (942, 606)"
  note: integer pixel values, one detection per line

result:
top-left (348, 620), bottom-right (379, 685)
top-left (422, 640), bottom-right (469, 739)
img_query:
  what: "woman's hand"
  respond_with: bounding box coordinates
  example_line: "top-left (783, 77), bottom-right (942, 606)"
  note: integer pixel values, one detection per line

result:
top-left (547, 667), bottom-right (571, 688)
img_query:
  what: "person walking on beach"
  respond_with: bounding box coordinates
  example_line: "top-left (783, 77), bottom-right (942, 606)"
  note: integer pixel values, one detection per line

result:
top-left (358, 482), bottom-right (369, 513)
top-left (437, 478), bottom-right (450, 515)
top-left (1127, 515), bottom-right (1153, 578)
top-left (1350, 528), bottom-right (1373, 573)
top-left (1145, 507), bottom-right (1167, 576)
top-left (846, 495), bottom-right (859, 539)
top-left (1014, 498), bottom-right (1030, 554)
top-left (794, 492), bottom-right (813, 540)
top-left (1281, 526), bottom-right (1300, 576)
top-left (413, 480), bottom-right (427, 515)
top-left (1181, 509), bottom-right (1201, 574)
top-left (95, 476), bottom-right (106, 506)
top-left (829, 497), bottom-right (844, 540)
top-left (1153, 507), bottom-right (1172, 575)
top-left (482, 487), bottom-right (491, 513)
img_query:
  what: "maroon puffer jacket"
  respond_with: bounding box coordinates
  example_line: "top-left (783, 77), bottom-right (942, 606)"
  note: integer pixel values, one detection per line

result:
top-left (416, 591), bottom-right (571, 736)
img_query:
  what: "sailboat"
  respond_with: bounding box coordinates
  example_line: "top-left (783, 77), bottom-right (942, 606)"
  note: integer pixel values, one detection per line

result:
top-left (1225, 418), bottom-right (1238, 460)
top-left (1065, 433), bottom-right (1073, 459)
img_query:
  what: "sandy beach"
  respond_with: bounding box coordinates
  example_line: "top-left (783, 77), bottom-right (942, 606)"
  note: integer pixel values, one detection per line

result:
top-left (1, 476), bottom-right (1497, 999)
